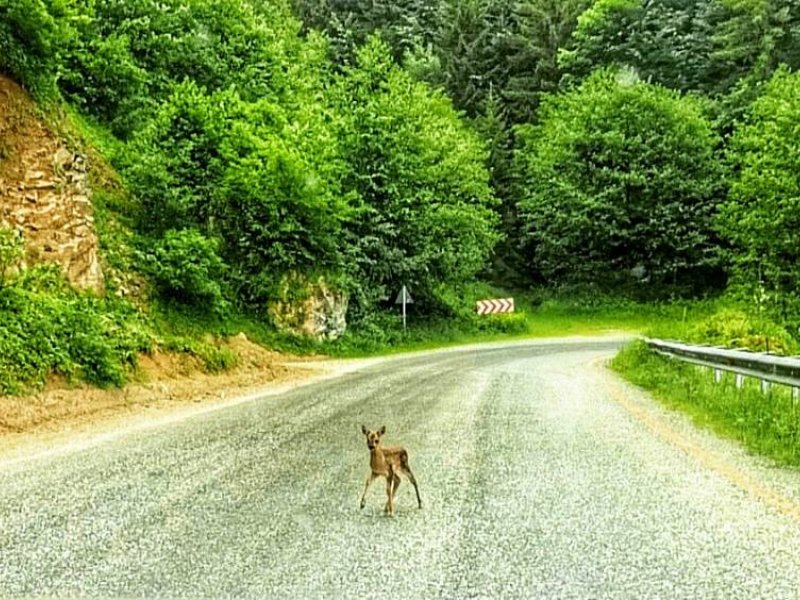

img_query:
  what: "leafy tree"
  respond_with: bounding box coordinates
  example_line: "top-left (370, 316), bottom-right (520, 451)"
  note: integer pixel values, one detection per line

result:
top-left (122, 81), bottom-right (234, 233)
top-left (0, 0), bottom-right (71, 98)
top-left (214, 97), bottom-right (351, 305)
top-left (708, 0), bottom-right (800, 93)
top-left (706, 0), bottom-right (800, 131)
top-left (435, 0), bottom-right (587, 122)
top-left (124, 79), bottom-right (349, 306)
top-left (291, 0), bottom-right (440, 64)
top-left (718, 68), bottom-right (800, 324)
top-left (515, 70), bottom-right (723, 293)
top-left (333, 37), bottom-right (500, 314)
top-left (56, 0), bottom-right (315, 135)
top-left (500, 0), bottom-right (590, 123)
top-left (433, 0), bottom-right (501, 116)
top-left (560, 0), bottom-right (717, 93)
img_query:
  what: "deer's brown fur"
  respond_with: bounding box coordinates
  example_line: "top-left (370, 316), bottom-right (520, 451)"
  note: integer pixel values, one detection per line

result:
top-left (360, 425), bottom-right (422, 515)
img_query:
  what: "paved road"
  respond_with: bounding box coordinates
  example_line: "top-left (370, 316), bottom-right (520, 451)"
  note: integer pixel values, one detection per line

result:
top-left (3, 337), bottom-right (800, 598)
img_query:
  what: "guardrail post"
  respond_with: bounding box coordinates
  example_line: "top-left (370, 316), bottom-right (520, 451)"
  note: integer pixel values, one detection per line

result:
top-left (793, 388), bottom-right (800, 403)
top-left (761, 380), bottom-right (771, 394)
top-left (714, 369), bottom-right (722, 383)
top-left (735, 373), bottom-right (745, 389)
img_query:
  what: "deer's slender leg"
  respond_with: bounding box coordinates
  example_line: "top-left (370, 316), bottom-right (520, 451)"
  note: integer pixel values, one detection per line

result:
top-left (400, 466), bottom-right (422, 509)
top-left (384, 473), bottom-right (395, 515)
top-left (360, 473), bottom-right (377, 509)
top-left (392, 472), bottom-right (401, 498)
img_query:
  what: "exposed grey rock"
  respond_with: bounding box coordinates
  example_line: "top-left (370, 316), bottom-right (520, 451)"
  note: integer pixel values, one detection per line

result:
top-left (268, 273), bottom-right (349, 340)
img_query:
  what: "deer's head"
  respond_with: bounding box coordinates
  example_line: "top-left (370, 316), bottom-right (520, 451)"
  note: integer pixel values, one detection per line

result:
top-left (361, 425), bottom-right (385, 450)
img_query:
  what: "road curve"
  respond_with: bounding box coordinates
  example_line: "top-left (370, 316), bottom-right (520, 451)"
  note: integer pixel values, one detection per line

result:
top-left (2, 337), bottom-right (800, 599)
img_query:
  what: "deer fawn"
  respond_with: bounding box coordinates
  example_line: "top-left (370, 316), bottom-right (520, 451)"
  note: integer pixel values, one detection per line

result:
top-left (360, 425), bottom-right (422, 515)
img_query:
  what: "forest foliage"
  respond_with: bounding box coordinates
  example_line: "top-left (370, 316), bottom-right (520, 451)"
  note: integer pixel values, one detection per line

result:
top-left (1, 0), bottom-right (800, 358)
top-left (287, 0), bottom-right (800, 319)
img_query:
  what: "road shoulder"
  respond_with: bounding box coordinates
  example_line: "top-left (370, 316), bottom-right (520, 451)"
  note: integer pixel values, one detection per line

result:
top-left (597, 357), bottom-right (800, 520)
top-left (0, 350), bottom-right (352, 468)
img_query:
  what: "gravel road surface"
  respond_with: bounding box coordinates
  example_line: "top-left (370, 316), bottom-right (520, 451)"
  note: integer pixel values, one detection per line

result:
top-left (3, 337), bottom-right (800, 599)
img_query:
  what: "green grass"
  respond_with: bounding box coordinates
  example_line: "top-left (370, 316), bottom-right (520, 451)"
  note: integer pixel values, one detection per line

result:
top-left (312, 293), bottom-right (724, 358)
top-left (144, 290), bottom-right (714, 362)
top-left (612, 340), bottom-right (800, 466)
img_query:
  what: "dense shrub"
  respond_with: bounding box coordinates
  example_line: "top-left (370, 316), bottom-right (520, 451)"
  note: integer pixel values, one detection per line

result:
top-left (58, 29), bottom-right (146, 124)
top-left (0, 0), bottom-right (68, 98)
top-left (123, 82), bottom-right (234, 233)
top-left (0, 265), bottom-right (153, 393)
top-left (686, 309), bottom-right (798, 355)
top-left (124, 80), bottom-right (348, 306)
top-left (52, 0), bottom-right (313, 135)
top-left (213, 97), bottom-right (350, 304)
top-left (148, 229), bottom-right (229, 314)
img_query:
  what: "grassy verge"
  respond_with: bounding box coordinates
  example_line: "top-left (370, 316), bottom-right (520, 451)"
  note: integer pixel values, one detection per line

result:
top-left (146, 286), bottom-right (717, 361)
top-left (612, 340), bottom-right (800, 467)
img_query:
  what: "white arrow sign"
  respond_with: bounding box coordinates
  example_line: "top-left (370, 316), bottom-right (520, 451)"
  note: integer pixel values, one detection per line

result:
top-left (476, 298), bottom-right (515, 315)
top-left (394, 285), bottom-right (413, 305)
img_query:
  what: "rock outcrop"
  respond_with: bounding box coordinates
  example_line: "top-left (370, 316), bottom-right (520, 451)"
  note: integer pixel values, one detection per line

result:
top-left (268, 273), bottom-right (349, 340)
top-left (0, 76), bottom-right (104, 293)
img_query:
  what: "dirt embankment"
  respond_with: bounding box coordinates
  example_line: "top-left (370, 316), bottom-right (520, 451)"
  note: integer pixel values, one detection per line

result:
top-left (0, 333), bottom-right (323, 461)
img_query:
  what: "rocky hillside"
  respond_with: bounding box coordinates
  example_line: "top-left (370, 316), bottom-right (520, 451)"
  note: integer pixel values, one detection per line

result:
top-left (0, 75), bottom-right (103, 292)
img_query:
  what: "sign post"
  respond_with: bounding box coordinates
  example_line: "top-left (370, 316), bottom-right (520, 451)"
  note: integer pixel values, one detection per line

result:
top-left (394, 285), bottom-right (413, 330)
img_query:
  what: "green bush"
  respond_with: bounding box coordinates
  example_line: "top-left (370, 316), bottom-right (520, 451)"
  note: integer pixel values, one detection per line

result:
top-left (214, 102), bottom-right (350, 302)
top-left (123, 77), bottom-right (347, 308)
top-left (0, 265), bottom-right (153, 393)
top-left (686, 309), bottom-right (798, 355)
top-left (147, 229), bottom-right (229, 315)
top-left (473, 312), bottom-right (528, 335)
top-left (59, 30), bottom-right (146, 124)
top-left (0, 0), bottom-right (68, 99)
top-left (0, 228), bottom-right (23, 289)
top-left (122, 82), bottom-right (233, 232)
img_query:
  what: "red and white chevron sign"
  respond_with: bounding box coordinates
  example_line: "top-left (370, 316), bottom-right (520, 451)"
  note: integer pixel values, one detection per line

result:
top-left (476, 297), bottom-right (514, 315)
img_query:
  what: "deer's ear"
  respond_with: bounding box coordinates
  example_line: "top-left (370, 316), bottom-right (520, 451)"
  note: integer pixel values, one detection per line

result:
top-left (379, 425), bottom-right (386, 435)
top-left (361, 424), bottom-right (367, 435)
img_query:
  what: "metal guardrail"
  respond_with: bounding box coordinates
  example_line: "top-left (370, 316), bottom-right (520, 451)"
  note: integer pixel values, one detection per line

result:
top-left (645, 338), bottom-right (800, 392)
